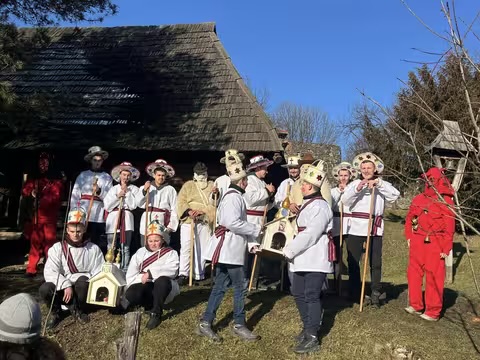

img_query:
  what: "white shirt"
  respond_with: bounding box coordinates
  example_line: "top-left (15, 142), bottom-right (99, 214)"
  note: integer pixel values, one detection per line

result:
top-left (204, 188), bottom-right (261, 266)
top-left (135, 184), bottom-right (179, 234)
top-left (44, 241), bottom-right (104, 290)
top-left (244, 174), bottom-right (273, 226)
top-left (283, 196), bottom-right (333, 273)
top-left (126, 247), bottom-right (180, 304)
top-left (71, 170), bottom-right (113, 223)
top-left (274, 177), bottom-right (295, 209)
top-left (103, 184), bottom-right (140, 233)
top-left (341, 179), bottom-right (400, 236)
top-left (330, 187), bottom-right (351, 237)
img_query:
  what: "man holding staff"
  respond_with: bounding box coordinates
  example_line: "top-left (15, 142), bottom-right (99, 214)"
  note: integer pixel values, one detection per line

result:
top-left (103, 162), bottom-right (140, 272)
top-left (136, 159), bottom-right (178, 246)
top-left (282, 160), bottom-right (334, 354)
top-left (197, 159), bottom-right (261, 342)
top-left (71, 146), bottom-right (112, 255)
top-left (342, 152), bottom-right (399, 307)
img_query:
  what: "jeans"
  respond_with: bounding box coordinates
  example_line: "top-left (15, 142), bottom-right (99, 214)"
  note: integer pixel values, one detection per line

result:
top-left (202, 264), bottom-right (246, 325)
top-left (125, 277), bottom-right (172, 314)
top-left (346, 235), bottom-right (383, 299)
top-left (291, 272), bottom-right (326, 336)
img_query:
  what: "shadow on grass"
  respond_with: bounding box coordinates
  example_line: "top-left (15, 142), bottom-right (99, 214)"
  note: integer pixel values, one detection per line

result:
top-left (453, 241), bottom-right (469, 279)
top-left (384, 213), bottom-right (405, 224)
top-left (163, 287), bottom-right (211, 321)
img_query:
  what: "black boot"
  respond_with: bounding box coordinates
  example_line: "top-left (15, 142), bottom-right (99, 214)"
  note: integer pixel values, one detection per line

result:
top-left (370, 291), bottom-right (381, 309)
top-left (146, 313), bottom-right (162, 330)
top-left (293, 334), bottom-right (320, 354)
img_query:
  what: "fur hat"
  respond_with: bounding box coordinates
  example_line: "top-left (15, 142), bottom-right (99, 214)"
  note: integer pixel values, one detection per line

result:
top-left (84, 146), bottom-right (109, 162)
top-left (146, 221), bottom-right (170, 245)
top-left (145, 159), bottom-right (175, 178)
top-left (111, 162), bottom-right (140, 182)
top-left (246, 155), bottom-right (273, 172)
top-left (220, 149), bottom-right (245, 164)
top-left (193, 162), bottom-right (208, 175)
top-left (352, 152), bottom-right (384, 174)
top-left (301, 160), bottom-right (327, 189)
top-left (332, 161), bottom-right (358, 180)
top-left (0, 293), bottom-right (41, 344)
top-left (227, 163), bottom-right (247, 182)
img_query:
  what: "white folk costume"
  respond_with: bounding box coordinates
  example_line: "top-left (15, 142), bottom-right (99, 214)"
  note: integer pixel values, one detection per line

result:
top-left (199, 162), bottom-right (261, 341)
top-left (274, 155), bottom-right (301, 209)
top-left (177, 162), bottom-right (216, 281)
top-left (136, 159), bottom-right (178, 244)
top-left (70, 146), bottom-right (112, 254)
top-left (124, 222), bottom-right (180, 329)
top-left (244, 155), bottom-right (275, 226)
top-left (39, 209), bottom-right (104, 327)
top-left (103, 162), bottom-right (140, 271)
top-left (330, 162), bottom-right (357, 238)
top-left (282, 161), bottom-right (333, 353)
top-left (342, 152), bottom-right (400, 305)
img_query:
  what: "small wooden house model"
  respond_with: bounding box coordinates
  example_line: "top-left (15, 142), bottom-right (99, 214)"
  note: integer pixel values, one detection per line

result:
top-left (261, 217), bottom-right (297, 255)
top-left (87, 262), bottom-right (127, 308)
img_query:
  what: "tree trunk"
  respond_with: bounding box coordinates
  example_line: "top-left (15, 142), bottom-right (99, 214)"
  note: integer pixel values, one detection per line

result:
top-left (115, 311), bottom-right (142, 360)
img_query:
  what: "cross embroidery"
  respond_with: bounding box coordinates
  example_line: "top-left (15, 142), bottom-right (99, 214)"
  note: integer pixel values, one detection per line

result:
top-left (148, 223), bottom-right (158, 234)
top-left (73, 211), bottom-right (83, 222)
top-left (289, 158), bottom-right (294, 164)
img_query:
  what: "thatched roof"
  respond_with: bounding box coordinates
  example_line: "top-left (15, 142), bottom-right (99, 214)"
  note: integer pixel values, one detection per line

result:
top-left (0, 23), bottom-right (282, 152)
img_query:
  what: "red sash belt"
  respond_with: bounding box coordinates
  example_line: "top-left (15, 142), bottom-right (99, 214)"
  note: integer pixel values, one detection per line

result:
top-left (296, 227), bottom-right (336, 262)
top-left (350, 212), bottom-right (383, 235)
top-left (110, 208), bottom-right (132, 243)
top-left (246, 209), bottom-right (264, 216)
top-left (333, 212), bottom-right (352, 218)
top-left (147, 207), bottom-right (171, 227)
top-left (140, 247), bottom-right (172, 272)
top-left (211, 226), bottom-right (230, 265)
top-left (80, 194), bottom-right (102, 202)
top-left (62, 241), bottom-right (79, 274)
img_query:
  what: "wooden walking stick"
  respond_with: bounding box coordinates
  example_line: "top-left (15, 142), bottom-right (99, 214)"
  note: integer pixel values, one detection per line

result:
top-left (86, 177), bottom-right (98, 225)
top-left (359, 187), bottom-right (376, 312)
top-left (211, 192), bottom-right (218, 285)
top-left (337, 203), bottom-right (344, 296)
top-left (248, 205), bottom-right (269, 292)
top-left (111, 196), bottom-right (125, 253)
top-left (188, 221), bottom-right (195, 287)
top-left (144, 187), bottom-right (150, 241)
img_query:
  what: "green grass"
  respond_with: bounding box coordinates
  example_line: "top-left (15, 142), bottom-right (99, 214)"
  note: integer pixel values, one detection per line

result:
top-left (1, 213), bottom-right (479, 359)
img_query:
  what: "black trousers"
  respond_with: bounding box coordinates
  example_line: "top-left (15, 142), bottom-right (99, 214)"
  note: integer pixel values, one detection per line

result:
top-left (125, 276), bottom-right (172, 314)
top-left (291, 272), bottom-right (326, 336)
top-left (39, 276), bottom-right (89, 312)
top-left (87, 222), bottom-right (107, 255)
top-left (346, 235), bottom-right (383, 299)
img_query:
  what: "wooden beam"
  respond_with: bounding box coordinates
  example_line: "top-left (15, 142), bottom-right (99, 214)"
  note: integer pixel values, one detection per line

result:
top-left (115, 311), bottom-right (142, 360)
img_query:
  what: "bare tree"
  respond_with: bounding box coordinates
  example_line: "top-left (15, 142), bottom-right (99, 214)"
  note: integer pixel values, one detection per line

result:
top-left (243, 76), bottom-right (271, 111)
top-left (271, 101), bottom-right (340, 144)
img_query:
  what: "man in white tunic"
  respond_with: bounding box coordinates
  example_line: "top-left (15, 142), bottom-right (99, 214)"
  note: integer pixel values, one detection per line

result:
top-left (330, 162), bottom-right (357, 289)
top-left (103, 162), bottom-right (140, 271)
top-left (283, 160), bottom-right (334, 354)
top-left (197, 160), bottom-right (261, 342)
top-left (136, 159), bottom-right (178, 246)
top-left (71, 146), bottom-right (112, 254)
top-left (342, 152), bottom-right (400, 307)
top-left (177, 162), bottom-right (216, 283)
top-left (39, 208), bottom-right (104, 329)
top-left (124, 221), bottom-right (179, 330)
top-left (274, 154), bottom-right (301, 210)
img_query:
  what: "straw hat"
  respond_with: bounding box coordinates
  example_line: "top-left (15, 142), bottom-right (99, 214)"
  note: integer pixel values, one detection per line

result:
top-left (84, 146), bottom-right (109, 162)
top-left (332, 161), bottom-right (358, 180)
top-left (111, 162), bottom-right (140, 182)
top-left (352, 152), bottom-right (384, 174)
top-left (145, 159), bottom-right (175, 178)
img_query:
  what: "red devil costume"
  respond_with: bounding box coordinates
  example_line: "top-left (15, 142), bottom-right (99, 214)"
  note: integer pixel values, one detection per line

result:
top-left (405, 167), bottom-right (455, 320)
top-left (23, 153), bottom-right (64, 276)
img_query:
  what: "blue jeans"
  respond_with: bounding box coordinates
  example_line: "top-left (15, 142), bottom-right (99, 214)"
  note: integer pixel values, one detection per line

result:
top-left (291, 272), bottom-right (326, 336)
top-left (202, 264), bottom-right (246, 325)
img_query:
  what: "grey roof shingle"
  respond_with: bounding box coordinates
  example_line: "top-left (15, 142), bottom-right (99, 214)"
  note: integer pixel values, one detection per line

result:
top-left (0, 23), bottom-right (282, 152)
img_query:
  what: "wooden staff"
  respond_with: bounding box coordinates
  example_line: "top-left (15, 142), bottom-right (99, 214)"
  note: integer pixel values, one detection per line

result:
top-left (248, 205), bottom-right (269, 292)
top-left (188, 221), bottom-right (195, 287)
top-left (211, 192), bottom-right (218, 285)
top-left (144, 186), bottom-right (150, 239)
top-left (359, 187), bottom-right (376, 312)
top-left (337, 203), bottom-right (344, 296)
top-left (111, 196), bottom-right (125, 253)
top-left (86, 177), bottom-right (98, 225)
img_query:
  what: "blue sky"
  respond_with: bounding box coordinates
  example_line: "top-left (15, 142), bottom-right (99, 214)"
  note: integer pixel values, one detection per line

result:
top-left (29, 1), bottom-right (476, 149)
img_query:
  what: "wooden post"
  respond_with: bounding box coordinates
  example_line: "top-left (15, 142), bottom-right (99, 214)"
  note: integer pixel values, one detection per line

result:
top-left (248, 205), bottom-right (269, 292)
top-left (115, 312), bottom-right (142, 360)
top-left (189, 222), bottom-right (195, 287)
top-left (337, 203), bottom-right (344, 296)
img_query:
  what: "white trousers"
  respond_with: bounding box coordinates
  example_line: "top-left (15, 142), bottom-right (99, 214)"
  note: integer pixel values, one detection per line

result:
top-left (179, 222), bottom-right (211, 280)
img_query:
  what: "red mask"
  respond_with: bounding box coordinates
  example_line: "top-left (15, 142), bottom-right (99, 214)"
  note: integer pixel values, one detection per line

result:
top-left (421, 167), bottom-right (454, 197)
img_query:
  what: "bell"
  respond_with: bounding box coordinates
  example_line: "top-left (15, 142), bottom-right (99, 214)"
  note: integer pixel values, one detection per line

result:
top-left (424, 235), bottom-right (431, 243)
top-left (411, 217), bottom-right (418, 231)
